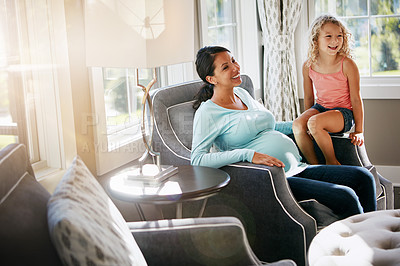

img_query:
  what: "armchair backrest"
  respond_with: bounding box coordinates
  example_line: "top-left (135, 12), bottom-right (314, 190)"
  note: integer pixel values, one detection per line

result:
top-left (152, 75), bottom-right (254, 166)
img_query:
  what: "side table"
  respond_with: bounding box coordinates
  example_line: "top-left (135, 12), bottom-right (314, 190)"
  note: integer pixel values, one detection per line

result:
top-left (107, 165), bottom-right (230, 220)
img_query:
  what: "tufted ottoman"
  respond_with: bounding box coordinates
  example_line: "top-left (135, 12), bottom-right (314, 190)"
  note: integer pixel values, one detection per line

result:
top-left (308, 209), bottom-right (400, 266)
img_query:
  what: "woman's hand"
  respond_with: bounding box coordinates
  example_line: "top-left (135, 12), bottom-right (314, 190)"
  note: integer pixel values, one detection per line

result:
top-left (349, 131), bottom-right (364, 146)
top-left (252, 152), bottom-right (285, 168)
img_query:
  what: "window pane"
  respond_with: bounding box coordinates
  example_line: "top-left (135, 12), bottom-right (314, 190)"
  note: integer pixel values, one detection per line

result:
top-left (314, 0), bottom-right (335, 14)
top-left (337, 0), bottom-right (368, 16)
top-left (371, 17), bottom-right (400, 75)
top-left (0, 74), bottom-right (15, 126)
top-left (371, 0), bottom-right (400, 15)
top-left (103, 68), bottom-right (143, 134)
top-left (206, 0), bottom-right (234, 26)
top-left (208, 26), bottom-right (236, 53)
top-left (216, 0), bottom-right (234, 24)
top-left (343, 18), bottom-right (370, 76)
top-left (314, 0), bottom-right (368, 16)
top-left (0, 77), bottom-right (19, 148)
top-left (314, 0), bottom-right (367, 16)
top-left (0, 135), bottom-right (18, 149)
top-left (206, 0), bottom-right (217, 26)
top-left (0, 10), bottom-right (19, 150)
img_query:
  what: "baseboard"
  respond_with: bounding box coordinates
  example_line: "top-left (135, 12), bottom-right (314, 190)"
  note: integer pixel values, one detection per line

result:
top-left (375, 165), bottom-right (400, 186)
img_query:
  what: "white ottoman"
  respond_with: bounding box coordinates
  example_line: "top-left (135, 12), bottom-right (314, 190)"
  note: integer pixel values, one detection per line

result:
top-left (308, 209), bottom-right (400, 266)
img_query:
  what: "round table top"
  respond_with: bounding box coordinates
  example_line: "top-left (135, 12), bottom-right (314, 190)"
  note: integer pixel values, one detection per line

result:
top-left (107, 165), bottom-right (230, 204)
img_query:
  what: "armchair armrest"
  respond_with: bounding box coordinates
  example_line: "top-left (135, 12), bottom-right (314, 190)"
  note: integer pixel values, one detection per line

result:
top-left (290, 133), bottom-right (393, 210)
top-left (203, 163), bottom-right (315, 266)
top-left (318, 136), bottom-right (393, 209)
top-left (128, 216), bottom-right (262, 265)
top-left (329, 135), bottom-right (372, 166)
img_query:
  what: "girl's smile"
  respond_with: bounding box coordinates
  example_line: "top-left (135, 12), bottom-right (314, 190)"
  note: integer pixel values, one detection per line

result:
top-left (318, 22), bottom-right (344, 56)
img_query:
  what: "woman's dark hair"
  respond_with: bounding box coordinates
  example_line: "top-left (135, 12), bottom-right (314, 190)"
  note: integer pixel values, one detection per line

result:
top-left (193, 46), bottom-right (230, 109)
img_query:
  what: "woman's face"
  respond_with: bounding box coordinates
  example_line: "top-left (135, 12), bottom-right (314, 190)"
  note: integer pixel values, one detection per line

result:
top-left (317, 22), bottom-right (344, 56)
top-left (206, 51), bottom-right (241, 88)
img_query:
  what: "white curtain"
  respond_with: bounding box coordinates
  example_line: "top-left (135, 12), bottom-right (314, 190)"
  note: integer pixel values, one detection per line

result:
top-left (257, 0), bottom-right (302, 121)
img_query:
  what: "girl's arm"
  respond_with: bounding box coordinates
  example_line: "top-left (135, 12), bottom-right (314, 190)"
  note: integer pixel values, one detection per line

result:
top-left (190, 109), bottom-right (255, 168)
top-left (344, 57), bottom-right (364, 146)
top-left (302, 62), bottom-right (315, 110)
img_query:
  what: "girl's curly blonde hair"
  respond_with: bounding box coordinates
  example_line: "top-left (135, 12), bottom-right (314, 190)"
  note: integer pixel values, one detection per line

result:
top-left (306, 14), bottom-right (354, 67)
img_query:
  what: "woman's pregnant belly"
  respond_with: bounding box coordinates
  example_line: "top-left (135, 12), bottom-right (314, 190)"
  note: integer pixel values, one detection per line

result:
top-left (246, 130), bottom-right (305, 175)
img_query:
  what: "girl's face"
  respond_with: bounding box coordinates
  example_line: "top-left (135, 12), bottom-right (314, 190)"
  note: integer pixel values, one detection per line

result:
top-left (206, 51), bottom-right (241, 88)
top-left (317, 22), bottom-right (344, 56)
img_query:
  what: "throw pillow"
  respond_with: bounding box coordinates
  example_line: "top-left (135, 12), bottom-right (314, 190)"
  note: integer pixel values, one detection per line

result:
top-left (47, 156), bottom-right (147, 266)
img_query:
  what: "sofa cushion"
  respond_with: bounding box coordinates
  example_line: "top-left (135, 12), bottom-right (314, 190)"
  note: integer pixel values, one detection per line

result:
top-left (47, 156), bottom-right (147, 266)
top-left (0, 144), bottom-right (62, 266)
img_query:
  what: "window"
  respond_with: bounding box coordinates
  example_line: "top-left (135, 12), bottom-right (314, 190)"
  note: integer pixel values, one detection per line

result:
top-left (313, 0), bottom-right (400, 77)
top-left (200, 0), bottom-right (239, 55)
top-left (100, 68), bottom-right (149, 151)
top-left (0, 0), bottom-right (76, 176)
top-left (90, 63), bottom-right (194, 172)
top-left (311, 0), bottom-right (400, 98)
top-left (198, 0), bottom-right (261, 96)
top-left (0, 0), bottom-right (49, 164)
top-left (0, 1), bottom-right (33, 155)
top-left (90, 62), bottom-right (194, 175)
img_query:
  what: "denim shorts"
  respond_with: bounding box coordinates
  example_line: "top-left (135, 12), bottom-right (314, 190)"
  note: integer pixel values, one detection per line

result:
top-left (311, 103), bottom-right (354, 133)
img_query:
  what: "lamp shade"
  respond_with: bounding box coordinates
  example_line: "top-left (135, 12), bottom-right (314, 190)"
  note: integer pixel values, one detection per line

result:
top-left (85, 0), bottom-right (194, 68)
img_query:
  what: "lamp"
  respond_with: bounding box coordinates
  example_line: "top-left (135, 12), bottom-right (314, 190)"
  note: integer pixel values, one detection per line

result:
top-left (85, 0), bottom-right (194, 180)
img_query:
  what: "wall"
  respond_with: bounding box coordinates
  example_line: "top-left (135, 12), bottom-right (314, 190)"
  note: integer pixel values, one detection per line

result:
top-left (64, 0), bottom-right (96, 174)
top-left (363, 99), bottom-right (400, 166)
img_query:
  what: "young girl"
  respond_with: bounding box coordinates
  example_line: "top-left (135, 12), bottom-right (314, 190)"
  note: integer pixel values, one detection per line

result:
top-left (293, 14), bottom-right (364, 165)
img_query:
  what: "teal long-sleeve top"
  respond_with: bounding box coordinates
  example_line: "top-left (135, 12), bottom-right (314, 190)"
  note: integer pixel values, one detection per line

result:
top-left (190, 87), bottom-right (307, 176)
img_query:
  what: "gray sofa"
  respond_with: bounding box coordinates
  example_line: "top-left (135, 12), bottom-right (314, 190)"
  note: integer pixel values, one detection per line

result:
top-left (152, 75), bottom-right (394, 266)
top-left (0, 143), bottom-right (296, 266)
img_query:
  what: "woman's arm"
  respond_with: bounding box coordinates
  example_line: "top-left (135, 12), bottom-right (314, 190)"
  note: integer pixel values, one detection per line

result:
top-left (303, 62), bottom-right (314, 110)
top-left (275, 121), bottom-right (293, 135)
top-left (344, 57), bottom-right (364, 146)
top-left (190, 109), bottom-right (255, 168)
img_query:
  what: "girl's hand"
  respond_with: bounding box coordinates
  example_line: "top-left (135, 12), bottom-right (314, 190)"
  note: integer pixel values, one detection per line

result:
top-left (252, 152), bottom-right (285, 168)
top-left (349, 132), bottom-right (364, 146)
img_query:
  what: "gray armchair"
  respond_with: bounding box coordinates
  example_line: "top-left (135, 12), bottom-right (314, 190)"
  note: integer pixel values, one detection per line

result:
top-left (152, 75), bottom-right (394, 266)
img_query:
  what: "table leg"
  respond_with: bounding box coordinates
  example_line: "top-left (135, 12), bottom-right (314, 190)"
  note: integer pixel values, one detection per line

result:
top-left (135, 203), bottom-right (146, 221)
top-left (176, 203), bottom-right (183, 219)
top-left (198, 198), bottom-right (208, 217)
top-left (156, 205), bottom-right (165, 219)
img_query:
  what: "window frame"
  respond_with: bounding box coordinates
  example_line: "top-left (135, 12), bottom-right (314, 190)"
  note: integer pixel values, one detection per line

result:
top-left (307, 0), bottom-right (400, 99)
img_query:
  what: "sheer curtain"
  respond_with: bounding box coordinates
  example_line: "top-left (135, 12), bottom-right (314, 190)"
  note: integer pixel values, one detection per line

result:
top-left (257, 0), bottom-right (302, 121)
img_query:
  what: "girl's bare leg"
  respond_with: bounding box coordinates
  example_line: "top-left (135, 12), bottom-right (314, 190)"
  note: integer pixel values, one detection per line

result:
top-left (307, 110), bottom-right (344, 165)
top-left (293, 109), bottom-right (320, 164)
